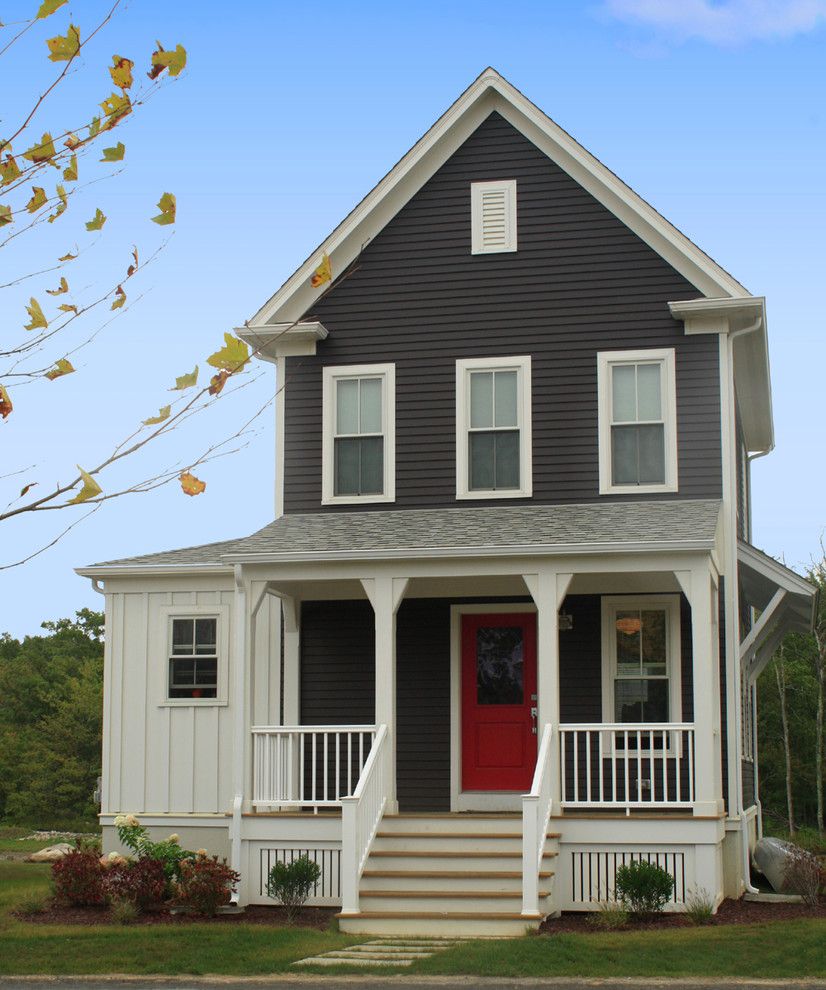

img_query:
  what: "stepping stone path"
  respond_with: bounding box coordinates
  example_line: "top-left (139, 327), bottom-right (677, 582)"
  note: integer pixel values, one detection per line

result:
top-left (293, 937), bottom-right (465, 968)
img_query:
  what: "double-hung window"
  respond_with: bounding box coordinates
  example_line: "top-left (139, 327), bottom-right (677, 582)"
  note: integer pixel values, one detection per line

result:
top-left (456, 355), bottom-right (532, 499)
top-left (322, 363), bottom-right (395, 504)
top-left (169, 617), bottom-right (218, 700)
top-left (597, 349), bottom-right (677, 494)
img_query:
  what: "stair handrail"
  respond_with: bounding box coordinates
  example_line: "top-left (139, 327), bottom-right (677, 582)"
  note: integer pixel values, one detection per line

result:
top-left (340, 722), bottom-right (388, 914)
top-left (522, 722), bottom-right (554, 917)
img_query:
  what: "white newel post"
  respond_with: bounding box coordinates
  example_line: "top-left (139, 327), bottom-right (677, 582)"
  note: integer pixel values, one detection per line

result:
top-left (361, 576), bottom-right (408, 815)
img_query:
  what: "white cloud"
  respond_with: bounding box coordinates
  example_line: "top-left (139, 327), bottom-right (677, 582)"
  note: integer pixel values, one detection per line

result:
top-left (600, 0), bottom-right (826, 45)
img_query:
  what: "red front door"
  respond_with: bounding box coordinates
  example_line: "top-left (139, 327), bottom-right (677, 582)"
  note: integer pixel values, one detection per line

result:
top-left (461, 612), bottom-right (537, 791)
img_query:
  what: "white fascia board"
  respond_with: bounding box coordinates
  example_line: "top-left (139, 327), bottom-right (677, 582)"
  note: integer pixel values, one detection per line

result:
top-left (738, 541), bottom-right (817, 600)
top-left (236, 321), bottom-right (328, 361)
top-left (249, 68), bottom-right (749, 330)
top-left (75, 563), bottom-right (234, 579)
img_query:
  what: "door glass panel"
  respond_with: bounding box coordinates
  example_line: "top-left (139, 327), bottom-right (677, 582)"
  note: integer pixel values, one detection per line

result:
top-left (476, 625), bottom-right (524, 705)
top-left (470, 372), bottom-right (493, 429)
top-left (493, 370), bottom-right (518, 427)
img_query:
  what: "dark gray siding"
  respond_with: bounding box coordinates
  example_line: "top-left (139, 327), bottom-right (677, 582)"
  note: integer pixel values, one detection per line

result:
top-left (284, 111), bottom-right (720, 514)
top-left (742, 760), bottom-right (756, 809)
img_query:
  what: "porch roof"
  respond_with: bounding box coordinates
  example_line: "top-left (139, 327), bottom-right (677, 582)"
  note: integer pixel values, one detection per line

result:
top-left (79, 498), bottom-right (721, 573)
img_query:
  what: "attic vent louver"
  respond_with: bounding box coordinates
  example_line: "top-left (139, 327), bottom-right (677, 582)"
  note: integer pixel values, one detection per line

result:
top-left (471, 179), bottom-right (517, 254)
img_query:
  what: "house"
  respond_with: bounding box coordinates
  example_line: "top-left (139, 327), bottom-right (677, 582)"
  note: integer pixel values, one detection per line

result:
top-left (77, 69), bottom-right (817, 936)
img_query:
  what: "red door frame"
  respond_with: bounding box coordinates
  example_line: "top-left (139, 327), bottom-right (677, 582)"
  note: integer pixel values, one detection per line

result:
top-left (461, 612), bottom-right (537, 791)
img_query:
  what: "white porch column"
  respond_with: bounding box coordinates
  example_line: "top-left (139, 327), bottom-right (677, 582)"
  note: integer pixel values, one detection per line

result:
top-left (682, 563), bottom-right (725, 817)
top-left (230, 566), bottom-right (248, 903)
top-left (361, 576), bottom-right (408, 815)
top-left (281, 596), bottom-right (300, 726)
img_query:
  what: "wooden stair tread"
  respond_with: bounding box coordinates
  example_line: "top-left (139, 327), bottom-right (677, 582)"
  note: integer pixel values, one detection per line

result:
top-left (377, 831), bottom-right (561, 840)
top-left (383, 813), bottom-right (521, 819)
top-left (369, 849), bottom-right (558, 859)
top-left (362, 869), bottom-right (555, 879)
top-left (338, 911), bottom-right (538, 920)
top-left (360, 889), bottom-right (551, 899)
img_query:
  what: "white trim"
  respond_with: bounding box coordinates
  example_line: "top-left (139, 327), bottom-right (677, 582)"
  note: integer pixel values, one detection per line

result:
top-left (321, 363), bottom-right (396, 506)
top-left (449, 602), bottom-right (537, 813)
top-left (455, 355), bottom-right (532, 500)
top-left (597, 348), bottom-right (678, 495)
top-left (471, 179), bottom-right (517, 254)
top-left (236, 322), bottom-right (328, 361)
top-left (156, 603), bottom-right (230, 708)
top-left (275, 357), bottom-right (286, 518)
top-left (600, 595), bottom-right (682, 731)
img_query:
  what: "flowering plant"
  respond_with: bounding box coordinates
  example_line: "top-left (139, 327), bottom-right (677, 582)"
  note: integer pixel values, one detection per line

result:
top-left (114, 814), bottom-right (193, 883)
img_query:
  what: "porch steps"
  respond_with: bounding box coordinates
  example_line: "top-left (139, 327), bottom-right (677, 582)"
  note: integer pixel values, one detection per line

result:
top-left (337, 813), bottom-right (559, 937)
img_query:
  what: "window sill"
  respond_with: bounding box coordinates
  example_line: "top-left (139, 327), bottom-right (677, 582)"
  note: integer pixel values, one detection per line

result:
top-left (321, 493), bottom-right (395, 506)
top-left (159, 700), bottom-right (228, 709)
top-left (599, 482), bottom-right (678, 496)
top-left (456, 488), bottom-right (532, 501)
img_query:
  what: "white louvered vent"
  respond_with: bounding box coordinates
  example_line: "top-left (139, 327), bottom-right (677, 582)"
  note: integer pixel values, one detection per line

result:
top-left (471, 179), bottom-right (517, 254)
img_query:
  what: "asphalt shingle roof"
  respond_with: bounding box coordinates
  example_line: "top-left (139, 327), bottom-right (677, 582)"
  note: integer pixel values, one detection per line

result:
top-left (84, 499), bottom-right (721, 570)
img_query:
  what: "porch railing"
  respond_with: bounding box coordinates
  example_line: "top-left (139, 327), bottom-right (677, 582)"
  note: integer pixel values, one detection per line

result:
top-left (251, 725), bottom-right (377, 810)
top-left (340, 723), bottom-right (389, 914)
top-left (522, 722), bottom-right (554, 916)
top-left (559, 723), bottom-right (695, 812)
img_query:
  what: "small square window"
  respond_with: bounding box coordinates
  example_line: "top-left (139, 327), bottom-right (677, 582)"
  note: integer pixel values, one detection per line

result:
top-left (168, 617), bottom-right (218, 700)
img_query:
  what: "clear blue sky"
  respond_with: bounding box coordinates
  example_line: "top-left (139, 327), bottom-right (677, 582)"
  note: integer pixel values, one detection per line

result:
top-left (2, 0), bottom-right (824, 637)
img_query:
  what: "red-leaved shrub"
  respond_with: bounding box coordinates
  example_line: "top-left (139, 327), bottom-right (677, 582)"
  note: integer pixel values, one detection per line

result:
top-left (102, 857), bottom-right (167, 909)
top-left (52, 849), bottom-right (105, 906)
top-left (174, 855), bottom-right (240, 916)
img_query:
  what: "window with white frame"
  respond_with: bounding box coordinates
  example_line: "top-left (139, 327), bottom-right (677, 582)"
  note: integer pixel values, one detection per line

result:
top-left (322, 364), bottom-right (395, 504)
top-left (601, 596), bottom-right (681, 726)
top-left (455, 356), bottom-right (532, 499)
top-left (597, 349), bottom-right (678, 494)
top-left (168, 617), bottom-right (218, 700)
top-left (471, 180), bottom-right (517, 254)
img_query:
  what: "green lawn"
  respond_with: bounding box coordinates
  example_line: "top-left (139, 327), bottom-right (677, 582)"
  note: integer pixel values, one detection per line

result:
top-left (1, 860), bottom-right (824, 978)
top-left (0, 825), bottom-right (98, 855)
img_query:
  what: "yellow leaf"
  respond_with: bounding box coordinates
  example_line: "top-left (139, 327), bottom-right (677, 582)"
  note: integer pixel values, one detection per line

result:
top-left (47, 183), bottom-right (68, 224)
top-left (126, 245), bottom-right (138, 277)
top-left (36, 0), bottom-right (68, 17)
top-left (110, 284), bottom-right (126, 310)
top-left (151, 191), bottom-right (176, 225)
top-left (24, 298), bottom-right (48, 331)
top-left (45, 357), bottom-right (75, 380)
top-left (62, 154), bottom-right (78, 182)
top-left (25, 186), bottom-right (47, 213)
top-left (208, 370), bottom-right (230, 396)
top-left (46, 276), bottom-right (68, 296)
top-left (0, 204), bottom-right (11, 227)
top-left (171, 365), bottom-right (198, 390)
top-left (58, 250), bottom-right (77, 261)
top-left (100, 142), bottom-right (125, 163)
top-left (207, 332), bottom-right (249, 372)
top-left (22, 133), bottom-right (56, 164)
top-left (85, 207), bottom-right (106, 231)
top-left (149, 42), bottom-right (187, 80)
top-left (100, 91), bottom-right (132, 130)
top-left (180, 471), bottom-right (206, 496)
top-left (68, 466), bottom-right (102, 504)
top-left (58, 302), bottom-right (78, 314)
top-left (88, 117), bottom-right (101, 140)
top-left (143, 404), bottom-right (170, 425)
top-left (109, 55), bottom-right (134, 90)
top-left (310, 251), bottom-right (332, 288)
top-left (0, 384), bottom-right (12, 420)
top-left (46, 23), bottom-right (80, 61)
top-left (0, 154), bottom-right (21, 186)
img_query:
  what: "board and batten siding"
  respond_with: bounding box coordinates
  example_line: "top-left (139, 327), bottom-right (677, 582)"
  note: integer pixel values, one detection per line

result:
top-left (283, 111), bottom-right (720, 513)
top-left (102, 579), bottom-right (280, 816)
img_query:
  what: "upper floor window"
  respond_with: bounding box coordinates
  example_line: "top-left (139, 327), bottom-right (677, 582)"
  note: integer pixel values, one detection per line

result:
top-left (456, 355), bottom-right (532, 500)
top-left (471, 180), bottom-right (517, 254)
top-left (597, 348), bottom-right (678, 495)
top-left (322, 363), bottom-right (395, 505)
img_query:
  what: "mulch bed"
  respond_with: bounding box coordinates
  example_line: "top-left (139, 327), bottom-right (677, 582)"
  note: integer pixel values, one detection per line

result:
top-left (14, 902), bottom-right (338, 930)
top-left (539, 896), bottom-right (826, 934)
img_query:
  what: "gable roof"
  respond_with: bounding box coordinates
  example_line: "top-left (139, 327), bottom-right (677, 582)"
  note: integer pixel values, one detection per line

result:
top-left (248, 67), bottom-right (749, 331)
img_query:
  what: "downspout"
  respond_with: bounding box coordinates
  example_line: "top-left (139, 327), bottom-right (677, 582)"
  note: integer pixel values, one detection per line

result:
top-left (229, 564), bottom-right (247, 904)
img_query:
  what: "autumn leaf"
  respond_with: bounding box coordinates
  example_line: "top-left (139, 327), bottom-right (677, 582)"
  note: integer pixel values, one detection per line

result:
top-left (100, 91), bottom-right (132, 130)
top-left (46, 276), bottom-right (68, 295)
top-left (171, 365), bottom-right (198, 390)
top-left (100, 142), bottom-right (125, 163)
top-left (208, 370), bottom-right (229, 396)
top-left (58, 249), bottom-right (77, 261)
top-left (36, 0), bottom-right (68, 17)
top-left (47, 183), bottom-right (68, 223)
top-left (207, 332), bottom-right (249, 371)
top-left (109, 55), bottom-right (134, 90)
top-left (58, 302), bottom-right (78, 314)
top-left (126, 245), bottom-right (138, 277)
top-left (110, 284), bottom-right (126, 309)
top-left (46, 23), bottom-right (80, 62)
top-left (19, 482), bottom-right (37, 498)
top-left (24, 298), bottom-right (48, 331)
top-left (311, 251), bottom-right (332, 288)
top-left (0, 154), bottom-right (21, 185)
top-left (25, 186), bottom-right (47, 213)
top-left (151, 191), bottom-right (175, 225)
top-left (87, 117), bottom-right (101, 140)
top-left (0, 385), bottom-right (12, 420)
top-left (68, 466), bottom-right (102, 504)
top-left (0, 204), bottom-right (11, 227)
top-left (149, 42), bottom-right (187, 80)
top-left (62, 154), bottom-right (78, 182)
top-left (45, 357), bottom-right (75, 380)
top-left (22, 133), bottom-right (56, 164)
top-left (180, 471), bottom-right (205, 496)
top-left (64, 132), bottom-right (81, 150)
top-left (85, 207), bottom-right (106, 231)
top-left (142, 404), bottom-right (170, 425)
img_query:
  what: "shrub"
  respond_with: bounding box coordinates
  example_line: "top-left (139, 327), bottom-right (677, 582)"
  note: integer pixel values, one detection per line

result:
top-left (16, 892), bottom-right (49, 915)
top-left (51, 848), bottom-right (105, 906)
top-left (266, 855), bottom-right (321, 922)
top-left (113, 815), bottom-right (191, 883)
top-left (784, 847), bottom-right (824, 906)
top-left (110, 897), bottom-right (139, 925)
top-left (587, 899), bottom-right (629, 930)
top-left (615, 859), bottom-right (675, 917)
top-left (174, 854), bottom-right (240, 916)
top-left (102, 857), bottom-right (166, 910)
top-left (685, 887), bottom-right (715, 924)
